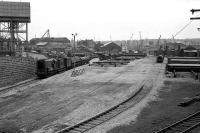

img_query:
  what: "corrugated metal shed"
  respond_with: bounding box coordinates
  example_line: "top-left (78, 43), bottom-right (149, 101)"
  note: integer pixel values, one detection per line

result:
top-left (0, 1), bottom-right (30, 22)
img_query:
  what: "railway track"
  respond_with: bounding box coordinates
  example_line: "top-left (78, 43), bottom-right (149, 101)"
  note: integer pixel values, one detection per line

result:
top-left (155, 111), bottom-right (200, 133)
top-left (56, 84), bottom-right (150, 133)
top-left (0, 78), bottom-right (38, 94)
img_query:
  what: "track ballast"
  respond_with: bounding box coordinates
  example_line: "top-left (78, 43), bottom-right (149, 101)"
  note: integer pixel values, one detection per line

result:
top-left (155, 111), bottom-right (200, 133)
top-left (56, 84), bottom-right (148, 133)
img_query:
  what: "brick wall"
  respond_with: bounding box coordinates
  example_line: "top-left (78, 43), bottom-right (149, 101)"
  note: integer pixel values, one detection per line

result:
top-left (0, 56), bottom-right (36, 87)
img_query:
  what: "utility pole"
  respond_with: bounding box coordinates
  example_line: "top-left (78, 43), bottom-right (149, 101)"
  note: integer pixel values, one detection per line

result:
top-left (139, 31), bottom-right (142, 51)
top-left (190, 9), bottom-right (200, 20)
top-left (157, 35), bottom-right (161, 48)
top-left (72, 33), bottom-right (77, 69)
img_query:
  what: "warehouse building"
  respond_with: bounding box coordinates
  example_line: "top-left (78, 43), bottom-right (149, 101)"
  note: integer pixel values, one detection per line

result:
top-left (100, 42), bottom-right (122, 55)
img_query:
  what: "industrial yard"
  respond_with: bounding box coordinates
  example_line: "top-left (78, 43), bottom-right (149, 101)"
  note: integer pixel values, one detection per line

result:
top-left (1, 0), bottom-right (200, 133)
top-left (0, 56), bottom-right (164, 133)
top-left (1, 55), bottom-right (200, 133)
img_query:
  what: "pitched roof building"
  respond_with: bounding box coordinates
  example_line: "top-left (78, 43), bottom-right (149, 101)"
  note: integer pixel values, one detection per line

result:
top-left (100, 42), bottom-right (122, 54)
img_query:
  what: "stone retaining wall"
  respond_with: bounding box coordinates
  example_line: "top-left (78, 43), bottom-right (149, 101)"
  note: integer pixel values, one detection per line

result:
top-left (0, 56), bottom-right (36, 87)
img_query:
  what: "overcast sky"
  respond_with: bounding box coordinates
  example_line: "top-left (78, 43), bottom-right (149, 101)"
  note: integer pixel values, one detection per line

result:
top-left (7, 0), bottom-right (200, 40)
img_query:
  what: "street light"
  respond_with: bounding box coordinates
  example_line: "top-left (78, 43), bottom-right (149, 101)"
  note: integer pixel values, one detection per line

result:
top-left (72, 33), bottom-right (78, 69)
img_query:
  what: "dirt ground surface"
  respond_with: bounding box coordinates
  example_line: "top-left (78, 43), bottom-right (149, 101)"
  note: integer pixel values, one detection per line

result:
top-left (0, 56), bottom-right (163, 133)
top-left (107, 72), bottom-right (200, 133)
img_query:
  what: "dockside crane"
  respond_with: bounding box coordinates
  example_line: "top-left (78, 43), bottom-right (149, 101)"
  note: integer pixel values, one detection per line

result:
top-left (42, 29), bottom-right (50, 38)
top-left (125, 33), bottom-right (133, 53)
top-left (138, 31), bottom-right (143, 52)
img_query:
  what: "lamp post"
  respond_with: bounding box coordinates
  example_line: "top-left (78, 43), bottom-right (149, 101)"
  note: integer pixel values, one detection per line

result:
top-left (72, 33), bottom-right (77, 69)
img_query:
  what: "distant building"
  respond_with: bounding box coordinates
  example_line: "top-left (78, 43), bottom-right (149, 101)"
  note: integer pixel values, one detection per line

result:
top-left (100, 42), bottom-right (122, 55)
top-left (121, 43), bottom-right (128, 53)
top-left (78, 39), bottom-right (96, 50)
top-left (28, 37), bottom-right (72, 55)
top-left (23, 52), bottom-right (47, 60)
top-left (94, 41), bottom-right (103, 52)
top-left (30, 37), bottom-right (70, 45)
top-left (75, 45), bottom-right (95, 55)
top-left (165, 42), bottom-right (185, 50)
top-left (35, 41), bottom-right (71, 52)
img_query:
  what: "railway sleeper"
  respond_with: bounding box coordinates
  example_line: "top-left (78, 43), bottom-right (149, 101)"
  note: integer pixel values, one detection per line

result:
top-left (72, 127), bottom-right (87, 132)
top-left (169, 127), bottom-right (184, 132)
top-left (97, 113), bottom-right (116, 120)
top-left (115, 106), bottom-right (127, 112)
top-left (106, 112), bottom-right (118, 116)
top-left (96, 117), bottom-right (110, 121)
top-left (123, 102), bottom-right (134, 108)
top-left (183, 122), bottom-right (200, 127)
top-left (191, 115), bottom-right (200, 120)
top-left (88, 120), bottom-right (103, 125)
top-left (97, 114), bottom-right (115, 121)
top-left (117, 104), bottom-right (128, 108)
top-left (188, 119), bottom-right (200, 123)
top-left (179, 121), bottom-right (196, 126)
top-left (181, 122), bottom-right (200, 133)
top-left (110, 108), bottom-right (125, 114)
top-left (174, 123), bottom-right (193, 128)
top-left (78, 125), bottom-right (93, 130)
top-left (104, 112), bottom-right (118, 117)
top-left (93, 117), bottom-right (107, 122)
top-left (83, 123), bottom-right (96, 127)
top-left (185, 118), bottom-right (200, 123)
top-left (68, 130), bottom-right (81, 133)
top-left (123, 101), bottom-right (134, 106)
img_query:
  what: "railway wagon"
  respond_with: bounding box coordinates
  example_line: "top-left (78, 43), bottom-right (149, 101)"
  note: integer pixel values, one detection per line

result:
top-left (36, 58), bottom-right (58, 78)
top-left (156, 55), bottom-right (164, 63)
top-left (80, 56), bottom-right (90, 65)
top-left (63, 57), bottom-right (72, 70)
top-left (36, 56), bottom-right (91, 78)
top-left (71, 56), bottom-right (82, 67)
top-left (56, 58), bottom-right (66, 72)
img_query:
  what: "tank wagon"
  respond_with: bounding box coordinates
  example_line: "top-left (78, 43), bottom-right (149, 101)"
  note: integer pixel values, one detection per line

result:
top-left (36, 56), bottom-right (90, 78)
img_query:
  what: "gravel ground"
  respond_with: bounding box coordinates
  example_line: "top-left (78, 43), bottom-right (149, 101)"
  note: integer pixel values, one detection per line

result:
top-left (0, 57), bottom-right (162, 133)
top-left (107, 73), bottom-right (200, 133)
top-left (86, 60), bottom-right (165, 133)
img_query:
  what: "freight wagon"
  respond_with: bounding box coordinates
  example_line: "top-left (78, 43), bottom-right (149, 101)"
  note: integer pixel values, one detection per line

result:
top-left (36, 56), bottom-right (90, 78)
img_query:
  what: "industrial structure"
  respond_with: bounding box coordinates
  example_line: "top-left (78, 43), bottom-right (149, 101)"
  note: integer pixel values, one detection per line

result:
top-left (0, 1), bottom-right (30, 56)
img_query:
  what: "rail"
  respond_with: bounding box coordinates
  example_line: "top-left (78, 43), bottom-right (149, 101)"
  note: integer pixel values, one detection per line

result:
top-left (56, 84), bottom-right (146, 133)
top-left (155, 111), bottom-right (200, 133)
top-left (0, 78), bottom-right (37, 93)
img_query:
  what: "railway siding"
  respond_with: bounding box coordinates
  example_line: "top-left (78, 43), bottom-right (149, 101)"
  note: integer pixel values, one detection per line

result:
top-left (0, 57), bottom-right (162, 133)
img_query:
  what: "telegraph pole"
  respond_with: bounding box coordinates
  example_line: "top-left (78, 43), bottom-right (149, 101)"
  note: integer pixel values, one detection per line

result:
top-left (72, 33), bottom-right (77, 69)
top-left (190, 9), bottom-right (200, 20)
